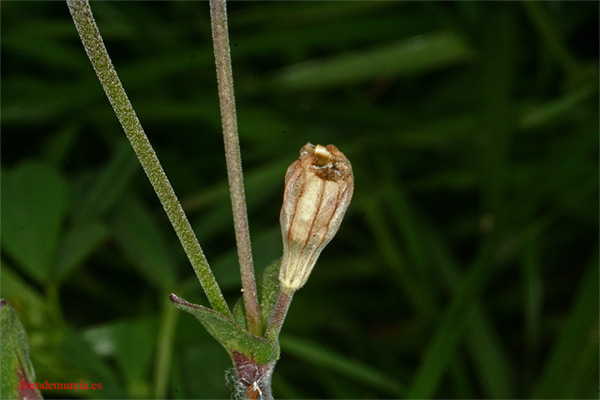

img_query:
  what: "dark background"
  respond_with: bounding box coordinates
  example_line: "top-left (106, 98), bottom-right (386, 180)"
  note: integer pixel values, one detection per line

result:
top-left (1, 1), bottom-right (598, 398)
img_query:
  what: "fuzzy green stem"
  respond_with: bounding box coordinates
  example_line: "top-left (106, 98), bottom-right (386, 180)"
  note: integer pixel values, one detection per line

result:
top-left (265, 287), bottom-right (294, 341)
top-left (67, 0), bottom-right (231, 317)
top-left (209, 0), bottom-right (261, 335)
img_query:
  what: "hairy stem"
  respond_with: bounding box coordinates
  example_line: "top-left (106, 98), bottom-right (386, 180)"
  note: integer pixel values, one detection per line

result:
top-left (232, 352), bottom-right (275, 400)
top-left (209, 0), bottom-right (261, 335)
top-left (67, 0), bottom-right (231, 317)
top-left (265, 287), bottom-right (294, 341)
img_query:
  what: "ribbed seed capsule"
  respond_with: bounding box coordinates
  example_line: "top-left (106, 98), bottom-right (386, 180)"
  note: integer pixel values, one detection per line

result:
top-left (279, 143), bottom-right (354, 291)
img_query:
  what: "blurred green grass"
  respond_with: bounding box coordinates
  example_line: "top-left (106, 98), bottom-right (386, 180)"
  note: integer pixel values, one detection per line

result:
top-left (1, 1), bottom-right (598, 399)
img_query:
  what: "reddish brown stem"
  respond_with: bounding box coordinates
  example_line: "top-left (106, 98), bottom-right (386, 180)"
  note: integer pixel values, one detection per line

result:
top-left (209, 0), bottom-right (261, 335)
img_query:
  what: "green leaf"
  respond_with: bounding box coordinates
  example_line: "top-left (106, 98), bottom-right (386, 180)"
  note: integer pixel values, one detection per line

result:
top-left (258, 258), bottom-right (281, 329)
top-left (271, 32), bottom-right (472, 90)
top-left (111, 194), bottom-right (176, 290)
top-left (406, 241), bottom-right (497, 399)
top-left (232, 258), bottom-right (281, 333)
top-left (55, 221), bottom-right (109, 281)
top-left (279, 335), bottom-right (404, 397)
top-left (1, 162), bottom-right (69, 283)
top-left (72, 140), bottom-right (138, 224)
top-left (41, 123), bottom-right (79, 168)
top-left (170, 294), bottom-right (279, 365)
top-left (0, 300), bottom-right (42, 400)
top-left (532, 257), bottom-right (599, 398)
top-left (426, 226), bottom-right (516, 398)
top-left (59, 328), bottom-right (125, 398)
top-left (232, 298), bottom-right (247, 331)
top-left (0, 263), bottom-right (46, 328)
top-left (82, 317), bottom-right (157, 398)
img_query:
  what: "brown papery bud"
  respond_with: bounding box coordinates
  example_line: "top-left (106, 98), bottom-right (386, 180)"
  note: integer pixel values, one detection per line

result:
top-left (279, 143), bottom-right (354, 291)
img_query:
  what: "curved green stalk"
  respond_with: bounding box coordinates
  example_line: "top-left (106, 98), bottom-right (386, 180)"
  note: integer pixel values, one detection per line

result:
top-left (66, 0), bottom-right (231, 317)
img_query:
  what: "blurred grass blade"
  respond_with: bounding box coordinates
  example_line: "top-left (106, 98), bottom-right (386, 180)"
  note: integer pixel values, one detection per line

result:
top-left (41, 123), bottom-right (79, 168)
top-left (113, 318), bottom-right (158, 398)
top-left (361, 197), bottom-right (436, 320)
top-left (448, 357), bottom-right (474, 399)
top-left (81, 317), bottom-right (158, 398)
top-left (406, 239), bottom-right (496, 399)
top-left (271, 32), bottom-right (471, 90)
top-left (73, 139), bottom-right (138, 224)
top-left (55, 221), bottom-right (109, 282)
top-left (465, 306), bottom-right (515, 398)
top-left (518, 83), bottom-right (597, 129)
top-left (0, 263), bottom-right (46, 315)
top-left (1, 162), bottom-right (69, 283)
top-left (521, 1), bottom-right (583, 81)
top-left (154, 297), bottom-right (180, 399)
top-left (280, 335), bottom-right (405, 396)
top-left (425, 227), bottom-right (516, 398)
top-left (532, 256), bottom-right (599, 398)
top-left (560, 330), bottom-right (599, 399)
top-left (60, 328), bottom-right (125, 398)
top-left (111, 194), bottom-right (177, 291)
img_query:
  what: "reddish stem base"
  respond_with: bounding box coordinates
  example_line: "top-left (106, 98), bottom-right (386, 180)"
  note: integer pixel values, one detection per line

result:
top-left (231, 352), bottom-right (276, 400)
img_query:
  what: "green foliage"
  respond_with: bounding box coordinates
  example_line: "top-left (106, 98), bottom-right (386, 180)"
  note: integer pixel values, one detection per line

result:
top-left (2, 163), bottom-right (69, 283)
top-left (0, 300), bottom-right (41, 400)
top-left (170, 294), bottom-right (279, 365)
top-left (1, 1), bottom-right (598, 398)
top-left (233, 258), bottom-right (281, 332)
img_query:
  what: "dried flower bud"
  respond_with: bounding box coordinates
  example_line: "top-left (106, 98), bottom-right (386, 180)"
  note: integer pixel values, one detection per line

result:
top-left (279, 143), bottom-right (354, 291)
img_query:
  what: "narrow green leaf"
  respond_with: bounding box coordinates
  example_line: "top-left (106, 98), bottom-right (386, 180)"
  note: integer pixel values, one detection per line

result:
top-left (532, 257), bottom-right (599, 398)
top-left (448, 356), bottom-right (475, 399)
top-left (170, 294), bottom-right (279, 365)
top-left (112, 318), bottom-right (157, 398)
top-left (41, 123), bottom-right (79, 168)
top-left (406, 241), bottom-right (496, 399)
top-left (518, 84), bottom-right (597, 129)
top-left (561, 330), bottom-right (599, 399)
top-left (361, 197), bottom-right (436, 320)
top-left (232, 298), bottom-right (247, 330)
top-left (55, 221), bottom-right (109, 281)
top-left (1, 162), bottom-right (69, 283)
top-left (426, 228), bottom-right (516, 398)
top-left (0, 300), bottom-right (41, 400)
top-left (465, 306), bottom-right (515, 398)
top-left (280, 335), bottom-right (404, 397)
top-left (271, 32), bottom-right (471, 90)
top-left (257, 258), bottom-right (281, 329)
top-left (232, 258), bottom-right (282, 332)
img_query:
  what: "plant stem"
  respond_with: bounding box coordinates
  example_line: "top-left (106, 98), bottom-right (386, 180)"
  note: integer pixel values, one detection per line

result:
top-left (67, 0), bottom-right (231, 317)
top-left (232, 352), bottom-right (275, 400)
top-left (265, 287), bottom-right (294, 341)
top-left (209, 0), bottom-right (261, 335)
top-left (154, 294), bottom-right (179, 399)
